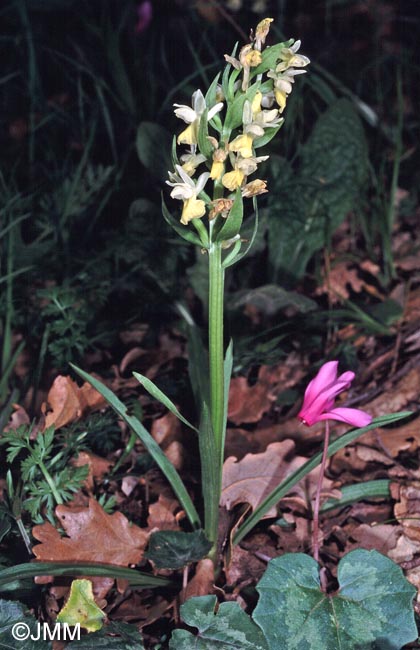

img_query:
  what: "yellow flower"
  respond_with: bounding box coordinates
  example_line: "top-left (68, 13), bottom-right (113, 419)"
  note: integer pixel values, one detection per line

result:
top-left (210, 159), bottom-right (225, 181)
top-left (229, 133), bottom-right (254, 158)
top-left (251, 91), bottom-right (262, 117)
top-left (180, 153), bottom-right (206, 175)
top-left (240, 46), bottom-right (262, 68)
top-left (177, 123), bottom-right (197, 146)
top-left (181, 197), bottom-right (206, 225)
top-left (255, 18), bottom-right (273, 50)
top-left (274, 88), bottom-right (287, 112)
top-left (222, 168), bottom-right (245, 191)
top-left (276, 40), bottom-right (310, 73)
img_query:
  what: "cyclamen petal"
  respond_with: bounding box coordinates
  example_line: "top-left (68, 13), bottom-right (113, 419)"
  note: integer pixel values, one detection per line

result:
top-left (318, 407), bottom-right (372, 428)
top-left (302, 361), bottom-right (340, 406)
top-left (298, 360), bottom-right (371, 428)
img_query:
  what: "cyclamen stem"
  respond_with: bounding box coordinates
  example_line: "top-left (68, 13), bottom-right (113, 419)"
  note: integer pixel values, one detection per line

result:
top-left (312, 420), bottom-right (330, 565)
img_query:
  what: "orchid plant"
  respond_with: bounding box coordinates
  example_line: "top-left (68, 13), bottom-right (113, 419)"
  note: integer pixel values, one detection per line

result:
top-left (73, 20), bottom-right (411, 585)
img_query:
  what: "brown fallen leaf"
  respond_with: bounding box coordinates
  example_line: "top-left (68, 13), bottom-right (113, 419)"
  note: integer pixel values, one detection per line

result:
top-left (228, 357), bottom-right (304, 426)
top-left (147, 495), bottom-right (182, 532)
top-left (42, 375), bottom-right (106, 430)
top-left (184, 559), bottom-right (215, 600)
top-left (221, 441), bottom-right (305, 517)
top-left (394, 483), bottom-right (420, 542)
top-left (315, 260), bottom-right (366, 303)
top-left (32, 498), bottom-right (148, 563)
top-left (224, 545), bottom-right (265, 591)
top-left (72, 452), bottom-right (112, 491)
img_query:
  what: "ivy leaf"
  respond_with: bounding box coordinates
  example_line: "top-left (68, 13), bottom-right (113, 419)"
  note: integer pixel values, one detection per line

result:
top-left (66, 621), bottom-right (144, 649)
top-left (145, 530), bottom-right (212, 569)
top-left (253, 550), bottom-right (417, 650)
top-left (0, 599), bottom-right (52, 649)
top-left (170, 595), bottom-right (268, 649)
top-left (57, 579), bottom-right (105, 632)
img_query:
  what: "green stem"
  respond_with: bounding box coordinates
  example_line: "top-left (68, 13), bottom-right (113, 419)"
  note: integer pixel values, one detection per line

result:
top-left (209, 242), bottom-right (225, 449)
top-left (202, 239), bottom-right (225, 556)
top-left (38, 460), bottom-right (63, 506)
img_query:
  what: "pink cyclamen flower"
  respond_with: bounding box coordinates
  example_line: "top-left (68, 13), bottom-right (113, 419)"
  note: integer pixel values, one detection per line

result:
top-left (298, 360), bottom-right (372, 428)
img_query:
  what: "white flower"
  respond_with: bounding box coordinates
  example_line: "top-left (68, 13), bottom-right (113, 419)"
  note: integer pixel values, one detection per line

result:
top-left (276, 40), bottom-right (310, 73)
top-left (174, 90), bottom-right (223, 146)
top-left (167, 165), bottom-right (209, 201)
top-left (174, 89), bottom-right (223, 124)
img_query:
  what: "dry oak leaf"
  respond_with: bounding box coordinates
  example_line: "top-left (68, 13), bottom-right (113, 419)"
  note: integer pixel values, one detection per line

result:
top-left (221, 441), bottom-right (305, 517)
top-left (42, 375), bottom-right (106, 430)
top-left (72, 452), bottom-right (113, 491)
top-left (147, 495), bottom-right (182, 532)
top-left (394, 484), bottom-right (420, 543)
top-left (315, 261), bottom-right (366, 303)
top-left (184, 558), bottom-right (215, 601)
top-left (32, 498), bottom-right (148, 565)
top-left (228, 374), bottom-right (276, 425)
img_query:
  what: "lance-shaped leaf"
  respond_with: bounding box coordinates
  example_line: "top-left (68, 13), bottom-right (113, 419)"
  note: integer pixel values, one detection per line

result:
top-left (223, 199), bottom-right (259, 268)
top-left (70, 364), bottom-right (201, 530)
top-left (215, 189), bottom-right (243, 243)
top-left (133, 371), bottom-right (199, 434)
top-left (253, 550), bottom-right (417, 650)
top-left (224, 83), bottom-right (260, 131)
top-left (161, 194), bottom-right (203, 246)
top-left (234, 412), bottom-right (411, 543)
top-left (253, 123), bottom-right (283, 149)
top-left (251, 39), bottom-right (294, 77)
top-left (197, 108), bottom-right (213, 159)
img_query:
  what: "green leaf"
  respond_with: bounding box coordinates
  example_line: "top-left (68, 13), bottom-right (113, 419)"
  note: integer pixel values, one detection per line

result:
top-left (161, 194), bottom-right (203, 246)
top-left (205, 72), bottom-right (221, 109)
top-left (170, 595), bottom-right (268, 649)
top-left (197, 108), bottom-right (213, 159)
top-left (198, 402), bottom-right (220, 544)
top-left (145, 530), bottom-right (212, 569)
top-left (234, 412), bottom-right (411, 544)
top-left (268, 99), bottom-right (368, 280)
top-left (222, 340), bottom-right (233, 451)
top-left (70, 364), bottom-right (201, 530)
top-left (225, 83), bottom-right (260, 131)
top-left (133, 372), bottom-right (199, 434)
top-left (215, 189), bottom-right (243, 242)
top-left (0, 562), bottom-right (171, 590)
top-left (57, 579), bottom-right (105, 632)
top-left (253, 124), bottom-right (283, 149)
top-left (0, 599), bottom-right (52, 649)
top-left (223, 200), bottom-right (260, 268)
top-left (253, 550), bottom-right (417, 649)
top-left (321, 479), bottom-right (391, 513)
top-left (251, 39), bottom-right (294, 77)
top-left (66, 621), bottom-right (144, 649)
top-left (136, 121), bottom-right (172, 182)
top-left (185, 311), bottom-right (210, 408)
